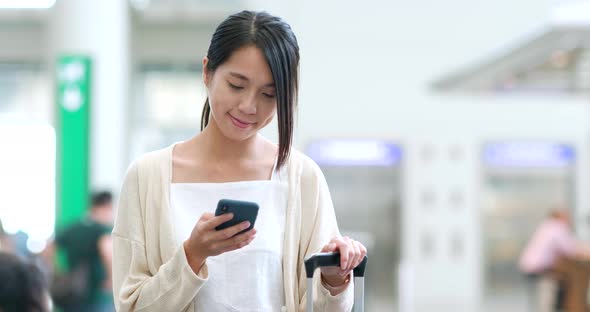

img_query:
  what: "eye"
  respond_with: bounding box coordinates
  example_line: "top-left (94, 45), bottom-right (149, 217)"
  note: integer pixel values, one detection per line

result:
top-left (228, 82), bottom-right (244, 90)
top-left (263, 93), bottom-right (276, 99)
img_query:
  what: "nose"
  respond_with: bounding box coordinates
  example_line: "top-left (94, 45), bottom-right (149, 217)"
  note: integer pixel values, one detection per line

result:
top-left (238, 93), bottom-right (257, 115)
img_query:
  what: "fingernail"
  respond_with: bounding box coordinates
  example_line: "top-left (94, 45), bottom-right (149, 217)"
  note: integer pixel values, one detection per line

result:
top-left (244, 222), bottom-right (251, 228)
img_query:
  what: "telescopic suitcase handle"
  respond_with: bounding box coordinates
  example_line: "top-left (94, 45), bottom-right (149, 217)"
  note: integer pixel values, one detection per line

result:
top-left (304, 252), bottom-right (368, 312)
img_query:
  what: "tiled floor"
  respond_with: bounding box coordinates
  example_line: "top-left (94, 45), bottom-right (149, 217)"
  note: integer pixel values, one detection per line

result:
top-left (362, 292), bottom-right (532, 312)
top-left (483, 294), bottom-right (529, 312)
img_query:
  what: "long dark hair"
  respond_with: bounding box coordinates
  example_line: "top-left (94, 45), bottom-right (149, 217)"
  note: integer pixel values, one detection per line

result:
top-left (201, 10), bottom-right (300, 169)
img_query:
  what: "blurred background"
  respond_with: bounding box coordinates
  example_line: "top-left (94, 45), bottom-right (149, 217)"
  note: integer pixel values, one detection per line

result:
top-left (3, 0), bottom-right (590, 311)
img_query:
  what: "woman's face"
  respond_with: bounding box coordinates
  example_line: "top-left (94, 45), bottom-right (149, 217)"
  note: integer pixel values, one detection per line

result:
top-left (204, 45), bottom-right (277, 142)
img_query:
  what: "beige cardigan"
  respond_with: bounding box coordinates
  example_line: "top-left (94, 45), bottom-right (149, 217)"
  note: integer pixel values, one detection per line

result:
top-left (112, 144), bottom-right (354, 311)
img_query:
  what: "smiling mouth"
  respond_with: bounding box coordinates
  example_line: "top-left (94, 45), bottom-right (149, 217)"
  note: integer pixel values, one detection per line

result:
top-left (229, 114), bottom-right (255, 129)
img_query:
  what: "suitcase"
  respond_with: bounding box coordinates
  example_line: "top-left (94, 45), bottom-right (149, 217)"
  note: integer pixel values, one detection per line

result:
top-left (304, 252), bottom-right (368, 312)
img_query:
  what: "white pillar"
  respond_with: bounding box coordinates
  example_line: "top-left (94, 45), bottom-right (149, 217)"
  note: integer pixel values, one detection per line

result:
top-left (48, 0), bottom-right (130, 192)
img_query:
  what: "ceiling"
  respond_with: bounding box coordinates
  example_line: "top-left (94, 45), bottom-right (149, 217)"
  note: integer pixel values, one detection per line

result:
top-left (433, 26), bottom-right (590, 95)
top-left (0, 0), bottom-right (245, 24)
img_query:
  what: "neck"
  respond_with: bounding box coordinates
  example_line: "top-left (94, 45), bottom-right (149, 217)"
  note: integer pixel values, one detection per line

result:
top-left (197, 117), bottom-right (262, 162)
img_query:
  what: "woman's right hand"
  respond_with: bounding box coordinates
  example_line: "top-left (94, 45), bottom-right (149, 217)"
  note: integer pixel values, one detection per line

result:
top-left (183, 212), bottom-right (257, 274)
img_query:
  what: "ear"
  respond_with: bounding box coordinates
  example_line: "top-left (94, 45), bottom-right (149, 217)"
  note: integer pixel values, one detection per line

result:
top-left (203, 57), bottom-right (211, 86)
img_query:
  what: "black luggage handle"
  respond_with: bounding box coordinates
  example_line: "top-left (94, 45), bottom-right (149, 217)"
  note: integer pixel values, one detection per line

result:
top-left (304, 252), bottom-right (368, 278)
top-left (304, 252), bottom-right (368, 312)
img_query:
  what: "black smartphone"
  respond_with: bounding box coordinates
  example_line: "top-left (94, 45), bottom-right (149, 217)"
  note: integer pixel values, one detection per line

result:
top-left (214, 199), bottom-right (259, 236)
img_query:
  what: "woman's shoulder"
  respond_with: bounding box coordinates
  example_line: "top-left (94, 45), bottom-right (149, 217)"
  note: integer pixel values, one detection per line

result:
top-left (288, 148), bottom-right (315, 167)
top-left (287, 148), bottom-right (325, 182)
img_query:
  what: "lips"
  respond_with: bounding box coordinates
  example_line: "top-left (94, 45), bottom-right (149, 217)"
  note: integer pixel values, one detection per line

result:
top-left (229, 114), bottom-right (254, 129)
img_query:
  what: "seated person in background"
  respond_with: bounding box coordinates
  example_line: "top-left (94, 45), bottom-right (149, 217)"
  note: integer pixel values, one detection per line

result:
top-left (519, 209), bottom-right (584, 311)
top-left (0, 251), bottom-right (49, 312)
top-left (520, 209), bottom-right (580, 275)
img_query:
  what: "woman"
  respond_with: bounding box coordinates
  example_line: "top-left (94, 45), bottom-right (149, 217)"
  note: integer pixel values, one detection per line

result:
top-left (113, 10), bottom-right (367, 312)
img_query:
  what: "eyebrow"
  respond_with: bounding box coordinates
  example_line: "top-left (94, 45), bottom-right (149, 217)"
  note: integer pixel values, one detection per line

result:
top-left (229, 72), bottom-right (275, 88)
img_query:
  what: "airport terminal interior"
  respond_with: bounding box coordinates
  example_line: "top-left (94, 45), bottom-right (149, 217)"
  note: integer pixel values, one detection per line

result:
top-left (3, 0), bottom-right (590, 311)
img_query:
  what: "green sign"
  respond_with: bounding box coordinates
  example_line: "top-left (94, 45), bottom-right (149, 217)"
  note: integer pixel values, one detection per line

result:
top-left (56, 55), bottom-right (91, 231)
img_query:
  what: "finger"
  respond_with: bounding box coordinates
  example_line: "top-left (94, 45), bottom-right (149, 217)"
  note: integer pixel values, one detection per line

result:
top-left (359, 242), bottom-right (368, 262)
top-left (350, 238), bottom-right (362, 272)
top-left (212, 220), bottom-right (252, 241)
top-left (221, 236), bottom-right (255, 253)
top-left (218, 229), bottom-right (257, 252)
top-left (321, 242), bottom-right (337, 253)
top-left (326, 237), bottom-right (341, 250)
top-left (355, 244), bottom-right (367, 272)
top-left (343, 237), bottom-right (356, 272)
top-left (205, 213), bottom-right (235, 231)
top-left (334, 238), bottom-right (349, 271)
top-left (220, 228), bottom-right (256, 248)
top-left (349, 240), bottom-right (361, 272)
top-left (353, 241), bottom-right (366, 269)
top-left (236, 233), bottom-right (256, 249)
top-left (342, 237), bottom-right (353, 272)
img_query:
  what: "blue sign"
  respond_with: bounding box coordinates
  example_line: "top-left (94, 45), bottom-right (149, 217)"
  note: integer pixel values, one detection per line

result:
top-left (484, 142), bottom-right (575, 167)
top-left (306, 140), bottom-right (402, 166)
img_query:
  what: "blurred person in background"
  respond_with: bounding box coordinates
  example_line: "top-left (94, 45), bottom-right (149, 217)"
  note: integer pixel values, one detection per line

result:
top-left (51, 191), bottom-right (114, 312)
top-left (0, 251), bottom-right (50, 312)
top-left (519, 209), bottom-right (589, 312)
top-left (113, 10), bottom-right (366, 312)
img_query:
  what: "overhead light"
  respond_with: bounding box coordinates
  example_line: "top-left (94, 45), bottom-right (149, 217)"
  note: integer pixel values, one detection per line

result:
top-left (484, 142), bottom-right (575, 168)
top-left (0, 0), bottom-right (56, 9)
top-left (306, 140), bottom-right (402, 166)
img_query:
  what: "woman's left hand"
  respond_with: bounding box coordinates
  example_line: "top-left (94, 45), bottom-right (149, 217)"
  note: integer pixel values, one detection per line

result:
top-left (319, 236), bottom-right (367, 288)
